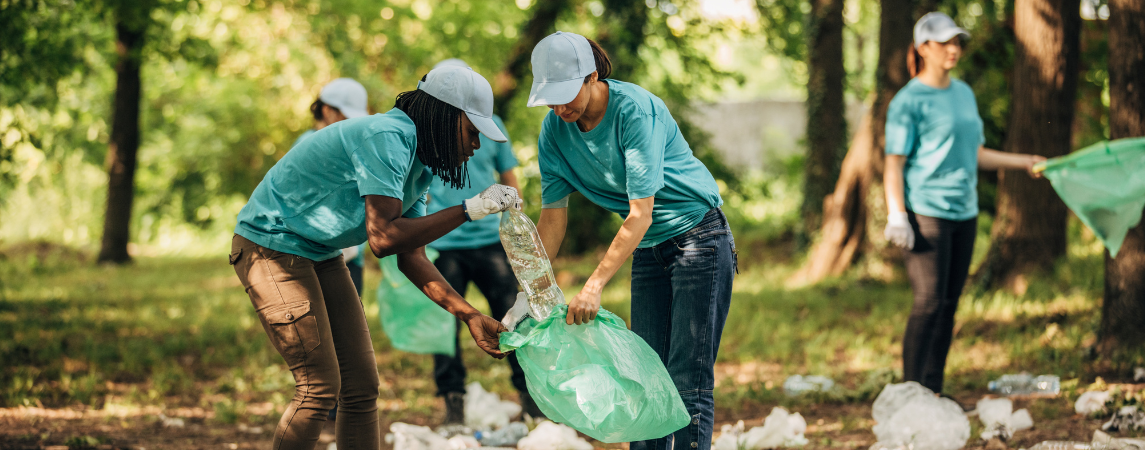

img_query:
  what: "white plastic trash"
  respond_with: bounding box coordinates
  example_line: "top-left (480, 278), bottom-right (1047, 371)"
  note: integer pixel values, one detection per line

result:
top-left (870, 382), bottom-right (970, 450)
top-left (516, 421), bottom-right (593, 450)
top-left (977, 397), bottom-right (1033, 440)
top-left (1135, 367), bottom-right (1145, 383)
top-left (1102, 405), bottom-right (1145, 432)
top-left (463, 381), bottom-right (522, 431)
top-left (783, 375), bottom-right (835, 396)
top-left (713, 408), bottom-right (809, 449)
top-left (391, 422), bottom-right (452, 450)
top-left (1074, 390), bottom-right (1112, 416)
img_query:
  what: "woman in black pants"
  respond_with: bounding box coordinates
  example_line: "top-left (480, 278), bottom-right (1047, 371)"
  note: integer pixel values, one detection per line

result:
top-left (883, 12), bottom-right (1044, 396)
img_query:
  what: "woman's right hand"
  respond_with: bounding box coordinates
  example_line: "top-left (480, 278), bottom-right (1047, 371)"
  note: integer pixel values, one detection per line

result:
top-left (464, 313), bottom-right (507, 359)
top-left (885, 211), bottom-right (915, 250)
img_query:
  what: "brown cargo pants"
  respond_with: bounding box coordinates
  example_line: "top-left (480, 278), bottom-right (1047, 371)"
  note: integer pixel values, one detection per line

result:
top-left (229, 235), bottom-right (380, 450)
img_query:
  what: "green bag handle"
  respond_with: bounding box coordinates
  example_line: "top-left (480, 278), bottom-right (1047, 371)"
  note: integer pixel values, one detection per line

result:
top-left (498, 304), bottom-right (628, 352)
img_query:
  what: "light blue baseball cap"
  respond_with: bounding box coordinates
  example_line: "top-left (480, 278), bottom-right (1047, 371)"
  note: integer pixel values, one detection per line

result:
top-left (914, 12), bottom-right (970, 48)
top-left (527, 31), bottom-right (597, 107)
top-left (418, 66), bottom-right (507, 142)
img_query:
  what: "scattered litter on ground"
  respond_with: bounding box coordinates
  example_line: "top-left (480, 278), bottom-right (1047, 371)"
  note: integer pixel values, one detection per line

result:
top-left (1102, 405), bottom-right (1145, 432)
top-left (463, 381), bottom-right (522, 431)
top-left (446, 435), bottom-right (481, 448)
top-left (1076, 391), bottom-right (1113, 416)
top-left (475, 422), bottom-right (529, 447)
top-left (1026, 430), bottom-right (1145, 450)
top-left (1135, 368), bottom-right (1145, 383)
top-left (977, 397), bottom-right (1033, 441)
top-left (869, 382), bottom-right (970, 450)
top-left (714, 407), bottom-right (808, 450)
top-left (236, 423), bottom-right (263, 434)
top-left (515, 421), bottom-right (593, 450)
top-left (783, 375), bottom-right (835, 396)
top-left (989, 373), bottom-right (1061, 396)
top-left (158, 414), bottom-right (184, 428)
top-left (435, 423), bottom-right (474, 438)
top-left (390, 422), bottom-right (452, 450)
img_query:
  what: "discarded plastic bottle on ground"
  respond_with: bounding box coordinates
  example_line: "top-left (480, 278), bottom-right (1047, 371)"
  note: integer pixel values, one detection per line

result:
top-left (499, 208), bottom-right (564, 321)
top-left (987, 373), bottom-right (1061, 396)
top-left (475, 422), bottom-right (529, 447)
top-left (782, 374), bottom-right (835, 396)
top-left (1026, 442), bottom-right (1092, 450)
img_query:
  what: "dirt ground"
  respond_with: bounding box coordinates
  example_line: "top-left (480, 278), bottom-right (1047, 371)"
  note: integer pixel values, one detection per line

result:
top-left (2, 390), bottom-right (1142, 450)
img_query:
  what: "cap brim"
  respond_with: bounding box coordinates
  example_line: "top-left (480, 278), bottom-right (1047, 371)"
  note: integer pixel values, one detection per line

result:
top-left (526, 78), bottom-right (584, 107)
top-left (932, 28), bottom-right (971, 44)
top-left (341, 107), bottom-right (369, 119)
top-left (466, 112), bottom-right (507, 142)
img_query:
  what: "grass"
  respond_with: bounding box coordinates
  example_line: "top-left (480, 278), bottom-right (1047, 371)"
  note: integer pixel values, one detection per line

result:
top-left (1, 223), bottom-right (1143, 442)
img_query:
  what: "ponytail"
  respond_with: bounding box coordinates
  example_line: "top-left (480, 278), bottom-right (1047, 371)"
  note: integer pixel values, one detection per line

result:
top-left (584, 38), bottom-right (613, 82)
top-left (908, 44), bottom-right (924, 78)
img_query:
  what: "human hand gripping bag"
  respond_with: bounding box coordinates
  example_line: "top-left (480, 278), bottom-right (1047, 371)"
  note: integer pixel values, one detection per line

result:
top-left (498, 304), bottom-right (690, 443)
top-left (377, 248), bottom-right (457, 356)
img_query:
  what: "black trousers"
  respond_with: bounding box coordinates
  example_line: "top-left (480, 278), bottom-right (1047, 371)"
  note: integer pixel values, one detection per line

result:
top-left (901, 211), bottom-right (977, 394)
top-left (432, 243), bottom-right (528, 396)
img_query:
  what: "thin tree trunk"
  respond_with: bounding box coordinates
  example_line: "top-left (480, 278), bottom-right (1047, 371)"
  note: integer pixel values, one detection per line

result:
top-left (795, 0), bottom-right (916, 283)
top-left (1101, 0), bottom-right (1145, 348)
top-left (974, 0), bottom-right (1080, 290)
top-left (491, 0), bottom-right (570, 117)
top-left (97, 22), bottom-right (145, 264)
top-left (801, 0), bottom-right (847, 242)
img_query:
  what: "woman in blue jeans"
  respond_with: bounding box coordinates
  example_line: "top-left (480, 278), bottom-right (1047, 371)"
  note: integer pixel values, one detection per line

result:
top-left (529, 31), bottom-right (735, 450)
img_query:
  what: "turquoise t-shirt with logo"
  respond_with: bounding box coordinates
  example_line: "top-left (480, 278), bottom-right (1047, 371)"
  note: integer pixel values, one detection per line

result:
top-left (427, 115), bottom-right (518, 251)
top-left (885, 78), bottom-right (985, 221)
top-left (538, 80), bottom-right (723, 248)
top-left (236, 108), bottom-right (432, 261)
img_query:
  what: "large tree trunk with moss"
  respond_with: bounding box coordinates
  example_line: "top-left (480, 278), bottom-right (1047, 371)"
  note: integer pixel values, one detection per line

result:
top-left (492, 0), bottom-right (570, 117)
top-left (795, 0), bottom-right (918, 283)
top-left (974, 0), bottom-right (1080, 290)
top-left (800, 0), bottom-right (847, 242)
top-left (1100, 0), bottom-right (1145, 348)
top-left (97, 22), bottom-right (145, 264)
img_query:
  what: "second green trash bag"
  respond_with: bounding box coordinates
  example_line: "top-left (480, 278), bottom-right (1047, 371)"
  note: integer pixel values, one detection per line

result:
top-left (377, 248), bottom-right (456, 356)
top-left (499, 304), bottom-right (690, 443)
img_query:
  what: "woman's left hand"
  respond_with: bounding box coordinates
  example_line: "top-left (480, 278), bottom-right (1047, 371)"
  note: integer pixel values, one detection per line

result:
top-left (566, 286), bottom-right (602, 325)
top-left (1026, 155), bottom-right (1047, 178)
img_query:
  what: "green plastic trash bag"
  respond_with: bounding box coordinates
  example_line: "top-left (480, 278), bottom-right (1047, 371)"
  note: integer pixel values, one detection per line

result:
top-left (499, 304), bottom-right (690, 443)
top-left (377, 248), bottom-right (456, 356)
top-left (1036, 137), bottom-right (1145, 257)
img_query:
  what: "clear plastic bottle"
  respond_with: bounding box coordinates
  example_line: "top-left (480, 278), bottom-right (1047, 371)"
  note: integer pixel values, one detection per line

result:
top-left (988, 373), bottom-right (1061, 396)
top-left (499, 208), bottom-right (565, 321)
top-left (474, 422), bottom-right (530, 447)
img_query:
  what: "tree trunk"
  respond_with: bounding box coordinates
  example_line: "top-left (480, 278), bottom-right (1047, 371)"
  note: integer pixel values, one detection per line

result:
top-left (491, 0), bottom-right (570, 117)
top-left (794, 0), bottom-right (917, 283)
top-left (800, 0), bottom-right (847, 242)
top-left (974, 0), bottom-right (1080, 290)
top-left (97, 22), bottom-right (145, 264)
top-left (1100, 0), bottom-right (1145, 348)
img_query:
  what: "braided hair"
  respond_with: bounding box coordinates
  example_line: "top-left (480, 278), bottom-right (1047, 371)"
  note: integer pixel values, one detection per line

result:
top-left (394, 86), bottom-right (469, 189)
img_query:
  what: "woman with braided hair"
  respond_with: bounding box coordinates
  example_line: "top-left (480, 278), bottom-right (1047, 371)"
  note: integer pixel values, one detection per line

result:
top-left (229, 65), bottom-right (519, 450)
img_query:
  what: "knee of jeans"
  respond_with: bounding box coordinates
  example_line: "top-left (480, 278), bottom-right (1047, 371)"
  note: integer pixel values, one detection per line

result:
top-left (338, 373), bottom-right (380, 410)
top-left (910, 296), bottom-right (944, 317)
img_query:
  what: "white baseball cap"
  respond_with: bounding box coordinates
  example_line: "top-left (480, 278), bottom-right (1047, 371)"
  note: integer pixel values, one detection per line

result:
top-left (527, 31), bottom-right (596, 107)
top-left (433, 58), bottom-right (470, 70)
top-left (319, 78), bottom-right (369, 119)
top-left (914, 12), bottom-right (970, 48)
top-left (418, 66), bottom-right (507, 142)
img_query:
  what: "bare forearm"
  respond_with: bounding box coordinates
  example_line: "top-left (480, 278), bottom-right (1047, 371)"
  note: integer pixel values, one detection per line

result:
top-left (537, 208), bottom-right (567, 260)
top-left (584, 214), bottom-right (651, 294)
top-left (978, 147), bottom-right (1034, 171)
top-left (397, 250), bottom-right (481, 321)
top-left (884, 155), bottom-right (907, 213)
top-left (367, 205), bottom-right (467, 258)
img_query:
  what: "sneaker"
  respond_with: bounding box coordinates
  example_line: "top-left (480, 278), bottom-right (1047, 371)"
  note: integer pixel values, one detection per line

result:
top-left (443, 392), bottom-right (465, 425)
top-left (519, 392), bottom-right (546, 420)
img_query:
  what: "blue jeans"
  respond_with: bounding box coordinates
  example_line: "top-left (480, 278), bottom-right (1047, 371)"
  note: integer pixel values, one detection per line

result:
top-left (630, 208), bottom-right (736, 450)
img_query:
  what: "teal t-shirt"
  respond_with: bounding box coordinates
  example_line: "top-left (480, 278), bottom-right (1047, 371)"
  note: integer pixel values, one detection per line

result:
top-left (427, 115), bottom-right (518, 251)
top-left (538, 80), bottom-right (723, 248)
top-left (885, 78), bottom-right (985, 221)
top-left (236, 108), bottom-right (432, 261)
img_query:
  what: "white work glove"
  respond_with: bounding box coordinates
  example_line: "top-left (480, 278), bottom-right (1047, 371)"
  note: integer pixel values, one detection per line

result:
top-left (463, 184), bottom-right (521, 221)
top-left (884, 211), bottom-right (915, 250)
